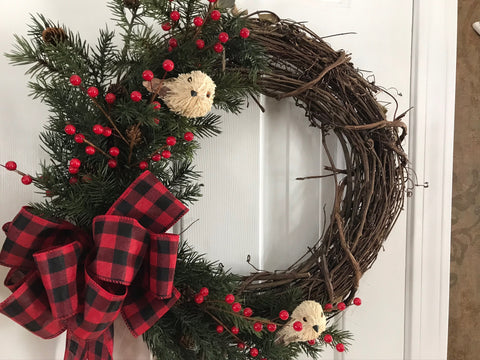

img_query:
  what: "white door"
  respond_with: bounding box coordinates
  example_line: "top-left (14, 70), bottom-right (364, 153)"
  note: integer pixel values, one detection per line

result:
top-left (0, 1), bottom-right (455, 360)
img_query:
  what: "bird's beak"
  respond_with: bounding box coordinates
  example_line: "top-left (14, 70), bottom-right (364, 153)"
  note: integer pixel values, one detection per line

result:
top-left (191, 90), bottom-right (198, 97)
top-left (313, 325), bottom-right (319, 333)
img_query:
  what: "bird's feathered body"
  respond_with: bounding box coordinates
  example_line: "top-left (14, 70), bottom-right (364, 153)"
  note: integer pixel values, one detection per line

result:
top-left (275, 301), bottom-right (327, 345)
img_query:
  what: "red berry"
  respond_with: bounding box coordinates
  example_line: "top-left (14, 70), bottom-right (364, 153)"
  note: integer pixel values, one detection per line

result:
top-left (218, 32), bottom-right (229, 43)
top-left (151, 153), bottom-right (161, 162)
top-left (239, 28), bottom-right (250, 39)
top-left (237, 342), bottom-right (245, 350)
top-left (323, 334), bottom-right (333, 343)
top-left (337, 302), bottom-right (346, 311)
top-left (105, 93), bottom-right (116, 104)
top-left (142, 70), bottom-right (154, 81)
top-left (196, 39), bottom-right (205, 49)
top-left (65, 124), bottom-right (76, 135)
top-left (293, 321), bottom-right (303, 332)
top-left (324, 303), bottom-right (333, 311)
top-left (68, 166), bottom-right (79, 175)
top-left (163, 59), bottom-right (175, 72)
top-left (213, 42), bottom-right (223, 53)
top-left (193, 17), bottom-right (204, 27)
top-left (168, 38), bottom-right (178, 48)
top-left (5, 161), bottom-right (17, 171)
top-left (232, 302), bottom-right (241, 312)
top-left (243, 307), bottom-right (253, 317)
top-left (161, 22), bottom-right (172, 31)
top-left (336, 343), bottom-right (345, 352)
top-left (74, 134), bottom-right (85, 143)
top-left (170, 10), bottom-right (180, 21)
top-left (93, 124), bottom-right (104, 135)
top-left (152, 101), bottom-right (161, 110)
top-left (69, 177), bottom-right (78, 185)
top-left (87, 86), bottom-right (99, 98)
top-left (109, 147), bottom-right (120, 157)
top-left (161, 150), bottom-right (171, 159)
top-left (267, 323), bottom-right (277, 332)
top-left (208, 0), bottom-right (217, 2)
top-left (69, 158), bottom-right (81, 168)
top-left (69, 75), bottom-right (82, 86)
top-left (194, 294), bottom-right (204, 304)
top-left (131, 91), bottom-right (142, 102)
top-left (279, 310), bottom-right (289, 320)
top-left (21, 175), bottom-right (32, 185)
top-left (85, 146), bottom-right (96, 155)
top-left (154, 118), bottom-right (160, 124)
top-left (216, 325), bottom-right (224, 334)
top-left (249, 348), bottom-right (259, 357)
top-left (353, 297), bottom-right (362, 306)
top-left (166, 136), bottom-right (176, 146)
top-left (184, 132), bottom-right (194, 141)
top-left (102, 127), bottom-right (112, 137)
top-left (231, 326), bottom-right (239, 335)
top-left (107, 159), bottom-right (118, 168)
top-left (139, 161), bottom-right (148, 170)
top-left (210, 10), bottom-right (221, 20)
top-left (308, 339), bottom-right (316, 345)
top-left (168, 46), bottom-right (173, 52)
top-left (199, 287), bottom-right (209, 297)
top-left (253, 322), bottom-right (263, 332)
top-left (225, 294), bottom-right (235, 304)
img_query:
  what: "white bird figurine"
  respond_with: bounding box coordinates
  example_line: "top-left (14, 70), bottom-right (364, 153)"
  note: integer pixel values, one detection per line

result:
top-left (275, 300), bottom-right (327, 345)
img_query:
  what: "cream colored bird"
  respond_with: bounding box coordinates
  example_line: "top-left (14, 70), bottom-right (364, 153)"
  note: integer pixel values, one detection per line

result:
top-left (275, 300), bottom-right (327, 345)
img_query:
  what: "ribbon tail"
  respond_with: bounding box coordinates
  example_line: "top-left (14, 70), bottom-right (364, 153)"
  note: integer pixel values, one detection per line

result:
top-left (65, 325), bottom-right (113, 360)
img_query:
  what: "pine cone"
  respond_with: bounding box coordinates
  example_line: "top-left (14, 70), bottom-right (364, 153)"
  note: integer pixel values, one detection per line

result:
top-left (179, 335), bottom-right (197, 351)
top-left (42, 27), bottom-right (68, 45)
top-left (123, 0), bottom-right (140, 9)
top-left (107, 83), bottom-right (128, 98)
top-left (126, 126), bottom-right (142, 146)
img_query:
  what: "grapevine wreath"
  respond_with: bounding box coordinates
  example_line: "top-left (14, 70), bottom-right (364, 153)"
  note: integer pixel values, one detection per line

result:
top-left (0, 1), bottom-right (408, 359)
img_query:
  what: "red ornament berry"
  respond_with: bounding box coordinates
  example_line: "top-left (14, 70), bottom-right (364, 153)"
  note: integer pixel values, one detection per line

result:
top-left (69, 75), bottom-right (82, 86)
top-left (93, 124), bottom-right (104, 135)
top-left (161, 150), bottom-right (171, 159)
top-left (105, 93), bottom-right (116, 104)
top-left (170, 10), bottom-right (180, 21)
top-left (142, 70), bottom-right (154, 81)
top-left (323, 334), bottom-right (333, 343)
top-left (279, 310), bottom-right (289, 320)
top-left (231, 326), bottom-right (239, 335)
top-left (85, 146), bottom-right (96, 155)
top-left (336, 343), bottom-right (345, 352)
top-left (210, 10), bottom-right (221, 20)
top-left (162, 22), bottom-right (172, 31)
top-left (168, 38), bottom-right (178, 48)
top-left (69, 177), bottom-right (78, 185)
top-left (166, 136), bottom-right (176, 146)
top-left (68, 166), bottom-right (79, 175)
top-left (107, 159), bottom-right (118, 168)
top-left (353, 297), bottom-right (362, 306)
top-left (253, 322), bottom-right (263, 332)
top-left (102, 127), bottom-right (112, 137)
top-left (216, 325), bottom-right (224, 334)
top-left (218, 32), bottom-right (229, 43)
top-left (237, 342), bottom-right (245, 350)
top-left (152, 101), bottom-right (161, 110)
top-left (337, 302), bottom-right (346, 311)
top-left (163, 59), bottom-right (175, 72)
top-left (196, 39), bottom-right (205, 49)
top-left (225, 294), bottom-right (235, 304)
top-left (130, 91), bottom-right (142, 102)
top-left (232, 302), bottom-right (241, 312)
top-left (65, 124), bottom-right (76, 135)
top-left (293, 321), bottom-right (303, 332)
top-left (213, 42), bottom-right (224, 53)
top-left (74, 134), bottom-right (85, 143)
top-left (243, 307), bottom-right (253, 317)
top-left (208, 0), bottom-right (217, 2)
top-left (151, 153), bottom-right (161, 162)
top-left (139, 161), bottom-right (148, 170)
top-left (199, 287), bottom-right (209, 297)
top-left (184, 132), bottom-right (194, 141)
top-left (109, 147), bottom-right (120, 157)
top-left (308, 339), bottom-right (316, 345)
top-left (168, 46), bottom-right (173, 52)
top-left (194, 294), bottom-right (204, 304)
top-left (193, 17), bottom-right (204, 27)
top-left (69, 158), bottom-right (81, 168)
top-left (324, 303), bottom-right (333, 311)
top-left (267, 323), bottom-right (277, 332)
top-left (249, 348), bottom-right (259, 357)
top-left (239, 28), bottom-right (250, 39)
top-left (154, 118), bottom-right (160, 124)
top-left (87, 86), bottom-right (99, 98)
top-left (21, 175), bottom-right (32, 185)
top-left (5, 161), bottom-right (17, 171)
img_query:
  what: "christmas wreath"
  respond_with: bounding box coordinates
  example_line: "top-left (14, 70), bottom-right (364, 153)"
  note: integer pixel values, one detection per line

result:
top-left (0, 1), bottom-right (407, 359)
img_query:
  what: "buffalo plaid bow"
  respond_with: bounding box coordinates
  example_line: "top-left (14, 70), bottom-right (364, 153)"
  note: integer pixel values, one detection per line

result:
top-left (0, 171), bottom-right (188, 360)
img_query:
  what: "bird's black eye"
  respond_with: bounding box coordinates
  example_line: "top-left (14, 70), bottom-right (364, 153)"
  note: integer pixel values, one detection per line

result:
top-left (206, 92), bottom-right (211, 98)
top-left (303, 317), bottom-right (307, 322)
top-left (188, 76), bottom-right (193, 82)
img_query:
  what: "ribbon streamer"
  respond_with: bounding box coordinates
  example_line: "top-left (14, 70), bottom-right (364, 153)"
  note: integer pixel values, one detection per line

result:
top-left (0, 171), bottom-right (188, 360)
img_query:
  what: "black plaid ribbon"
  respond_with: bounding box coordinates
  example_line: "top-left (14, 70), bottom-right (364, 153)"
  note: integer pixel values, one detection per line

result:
top-left (0, 171), bottom-right (188, 360)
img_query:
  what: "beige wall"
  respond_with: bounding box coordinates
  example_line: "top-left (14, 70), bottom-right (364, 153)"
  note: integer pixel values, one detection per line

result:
top-left (448, 1), bottom-right (480, 359)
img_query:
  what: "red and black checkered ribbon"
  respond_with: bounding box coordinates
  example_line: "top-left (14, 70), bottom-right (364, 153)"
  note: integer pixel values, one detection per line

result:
top-left (0, 171), bottom-right (188, 360)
